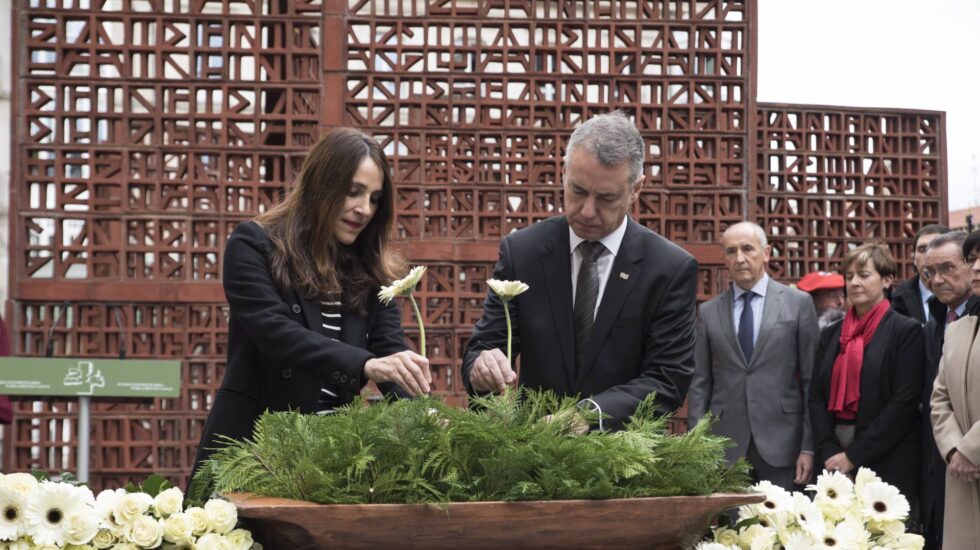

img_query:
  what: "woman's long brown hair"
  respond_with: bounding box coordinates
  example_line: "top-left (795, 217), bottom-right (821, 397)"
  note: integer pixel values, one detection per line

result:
top-left (254, 128), bottom-right (402, 312)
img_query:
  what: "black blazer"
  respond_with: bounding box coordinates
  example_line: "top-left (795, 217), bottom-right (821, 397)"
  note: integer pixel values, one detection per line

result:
top-left (193, 222), bottom-right (408, 470)
top-left (462, 216), bottom-right (698, 428)
top-left (808, 309), bottom-right (924, 498)
top-left (892, 276), bottom-right (927, 324)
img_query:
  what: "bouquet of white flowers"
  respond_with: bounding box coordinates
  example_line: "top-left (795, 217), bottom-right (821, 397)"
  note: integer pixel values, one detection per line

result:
top-left (696, 467), bottom-right (924, 550)
top-left (0, 472), bottom-right (258, 549)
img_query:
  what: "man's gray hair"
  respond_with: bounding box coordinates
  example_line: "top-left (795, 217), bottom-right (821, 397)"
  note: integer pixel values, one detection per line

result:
top-left (564, 111), bottom-right (645, 185)
top-left (723, 221), bottom-right (769, 249)
top-left (926, 231), bottom-right (968, 257)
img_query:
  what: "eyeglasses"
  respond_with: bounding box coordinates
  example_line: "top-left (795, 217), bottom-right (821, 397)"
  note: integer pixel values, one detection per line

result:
top-left (921, 261), bottom-right (965, 280)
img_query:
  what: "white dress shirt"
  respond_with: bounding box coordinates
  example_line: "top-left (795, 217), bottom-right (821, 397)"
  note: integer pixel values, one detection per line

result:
top-left (732, 273), bottom-right (769, 347)
top-left (569, 215), bottom-right (629, 318)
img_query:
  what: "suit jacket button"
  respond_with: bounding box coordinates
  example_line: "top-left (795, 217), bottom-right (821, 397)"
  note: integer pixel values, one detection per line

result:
top-left (350, 379), bottom-right (358, 388)
top-left (341, 374), bottom-right (348, 383)
top-left (333, 371), bottom-right (340, 380)
top-left (291, 304), bottom-right (301, 314)
top-left (282, 368), bottom-right (292, 379)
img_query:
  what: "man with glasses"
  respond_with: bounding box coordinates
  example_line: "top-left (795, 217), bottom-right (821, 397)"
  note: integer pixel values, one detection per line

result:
top-left (920, 231), bottom-right (979, 550)
top-left (893, 224), bottom-right (949, 324)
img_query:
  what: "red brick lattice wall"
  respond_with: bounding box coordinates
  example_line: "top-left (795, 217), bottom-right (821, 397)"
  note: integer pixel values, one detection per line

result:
top-left (7, 0), bottom-right (945, 490)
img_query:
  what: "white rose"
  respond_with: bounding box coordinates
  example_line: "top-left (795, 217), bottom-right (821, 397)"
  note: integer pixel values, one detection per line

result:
top-left (64, 511), bottom-right (101, 545)
top-left (186, 506), bottom-right (212, 536)
top-left (712, 527), bottom-right (739, 547)
top-left (163, 512), bottom-right (195, 544)
top-left (113, 492), bottom-right (153, 525)
top-left (739, 523), bottom-right (777, 550)
top-left (204, 499), bottom-right (238, 535)
top-left (153, 487), bottom-right (185, 518)
top-left (124, 515), bottom-right (163, 548)
top-left (91, 527), bottom-right (118, 549)
top-left (0, 473), bottom-right (38, 497)
top-left (226, 528), bottom-right (255, 550)
top-left (196, 532), bottom-right (236, 550)
top-left (65, 545), bottom-right (97, 550)
top-left (110, 544), bottom-right (140, 550)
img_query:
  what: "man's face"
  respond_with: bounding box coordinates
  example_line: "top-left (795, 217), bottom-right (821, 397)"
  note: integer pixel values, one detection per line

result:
top-left (914, 232), bottom-right (943, 282)
top-left (562, 148), bottom-right (642, 241)
top-left (922, 242), bottom-right (972, 306)
top-left (722, 225), bottom-right (771, 290)
top-left (811, 288), bottom-right (846, 317)
top-left (970, 244), bottom-right (980, 298)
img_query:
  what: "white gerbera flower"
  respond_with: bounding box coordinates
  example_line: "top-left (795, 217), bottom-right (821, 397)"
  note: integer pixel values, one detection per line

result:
top-left (858, 481), bottom-right (909, 523)
top-left (791, 492), bottom-right (826, 540)
top-left (486, 279), bottom-right (529, 302)
top-left (783, 531), bottom-right (818, 550)
top-left (378, 266), bottom-right (426, 304)
top-left (24, 482), bottom-right (89, 546)
top-left (0, 485), bottom-right (27, 541)
top-left (815, 521), bottom-right (861, 549)
top-left (752, 479), bottom-right (793, 517)
top-left (0, 474), bottom-right (38, 498)
top-left (854, 467), bottom-right (882, 490)
top-left (808, 470), bottom-right (854, 520)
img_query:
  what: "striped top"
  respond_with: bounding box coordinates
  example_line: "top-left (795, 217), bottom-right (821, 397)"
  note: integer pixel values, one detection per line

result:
top-left (316, 291), bottom-right (343, 415)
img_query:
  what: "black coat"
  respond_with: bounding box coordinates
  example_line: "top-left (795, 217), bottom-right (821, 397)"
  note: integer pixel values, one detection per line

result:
top-left (809, 309), bottom-right (924, 499)
top-left (892, 276), bottom-right (928, 324)
top-left (461, 216), bottom-right (698, 428)
top-left (193, 221), bottom-right (408, 471)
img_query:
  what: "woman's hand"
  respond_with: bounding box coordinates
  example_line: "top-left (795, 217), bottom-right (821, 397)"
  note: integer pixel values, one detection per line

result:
top-left (824, 452), bottom-right (854, 475)
top-left (364, 351), bottom-right (431, 396)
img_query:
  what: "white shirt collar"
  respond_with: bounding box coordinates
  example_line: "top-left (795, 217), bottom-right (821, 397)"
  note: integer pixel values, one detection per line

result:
top-left (918, 277), bottom-right (933, 300)
top-left (568, 215), bottom-right (629, 257)
top-left (733, 273), bottom-right (770, 300)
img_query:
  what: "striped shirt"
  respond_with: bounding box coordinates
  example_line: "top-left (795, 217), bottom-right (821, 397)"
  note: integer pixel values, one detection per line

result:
top-left (316, 291), bottom-right (343, 415)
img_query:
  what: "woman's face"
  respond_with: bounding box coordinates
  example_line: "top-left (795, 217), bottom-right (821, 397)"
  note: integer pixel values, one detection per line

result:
top-left (970, 244), bottom-right (980, 297)
top-left (845, 259), bottom-right (893, 314)
top-left (333, 157), bottom-right (383, 245)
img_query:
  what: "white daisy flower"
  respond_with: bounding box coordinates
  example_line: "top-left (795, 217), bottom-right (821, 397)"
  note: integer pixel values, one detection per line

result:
top-left (857, 481), bottom-right (909, 523)
top-left (783, 531), bottom-right (818, 550)
top-left (486, 279), bottom-right (529, 302)
top-left (791, 492), bottom-right (826, 540)
top-left (0, 485), bottom-right (27, 541)
top-left (808, 470), bottom-right (854, 519)
top-left (378, 266), bottom-right (426, 304)
top-left (814, 521), bottom-right (861, 549)
top-left (24, 481), bottom-right (90, 546)
top-left (854, 467), bottom-right (882, 491)
top-left (752, 479), bottom-right (793, 517)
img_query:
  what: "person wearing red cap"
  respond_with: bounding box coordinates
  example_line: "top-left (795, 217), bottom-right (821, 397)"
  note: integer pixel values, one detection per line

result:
top-left (797, 271), bottom-right (846, 329)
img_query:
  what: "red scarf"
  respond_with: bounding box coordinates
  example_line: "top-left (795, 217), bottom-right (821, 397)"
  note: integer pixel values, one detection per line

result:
top-left (828, 299), bottom-right (890, 420)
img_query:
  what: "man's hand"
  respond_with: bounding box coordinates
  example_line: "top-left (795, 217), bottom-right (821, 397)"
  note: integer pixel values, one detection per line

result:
top-left (470, 348), bottom-right (517, 393)
top-left (364, 350), bottom-right (431, 396)
top-left (948, 449), bottom-right (980, 481)
top-left (824, 452), bottom-right (854, 475)
top-left (794, 453), bottom-right (814, 485)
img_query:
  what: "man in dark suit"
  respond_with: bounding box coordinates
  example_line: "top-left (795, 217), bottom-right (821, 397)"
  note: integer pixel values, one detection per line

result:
top-left (687, 222), bottom-right (818, 491)
top-left (893, 224), bottom-right (949, 324)
top-left (461, 112), bottom-right (698, 428)
top-left (920, 231), bottom-right (978, 550)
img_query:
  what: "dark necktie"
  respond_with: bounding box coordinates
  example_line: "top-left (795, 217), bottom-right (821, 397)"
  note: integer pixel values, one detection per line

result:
top-left (947, 309), bottom-right (958, 324)
top-left (737, 291), bottom-right (756, 362)
top-left (573, 241), bottom-right (606, 371)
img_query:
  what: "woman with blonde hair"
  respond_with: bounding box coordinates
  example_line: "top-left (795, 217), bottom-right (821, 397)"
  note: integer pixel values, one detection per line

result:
top-left (193, 128), bottom-right (430, 472)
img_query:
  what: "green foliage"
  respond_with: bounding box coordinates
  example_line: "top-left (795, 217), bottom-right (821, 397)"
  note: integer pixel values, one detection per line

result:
top-left (196, 389), bottom-right (750, 504)
top-left (124, 473), bottom-right (173, 497)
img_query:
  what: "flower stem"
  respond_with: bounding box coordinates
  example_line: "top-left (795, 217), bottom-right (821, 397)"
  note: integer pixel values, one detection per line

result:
top-left (503, 300), bottom-right (512, 364)
top-left (408, 293), bottom-right (426, 357)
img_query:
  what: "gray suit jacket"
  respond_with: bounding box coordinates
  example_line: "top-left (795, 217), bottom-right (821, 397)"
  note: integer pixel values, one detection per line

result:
top-left (688, 278), bottom-right (819, 468)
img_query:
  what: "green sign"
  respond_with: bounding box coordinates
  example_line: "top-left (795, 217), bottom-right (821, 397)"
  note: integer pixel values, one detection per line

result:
top-left (0, 357), bottom-right (181, 398)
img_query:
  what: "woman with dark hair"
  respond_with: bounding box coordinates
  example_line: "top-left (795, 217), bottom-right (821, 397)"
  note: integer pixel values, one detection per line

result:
top-left (809, 243), bottom-right (924, 499)
top-left (931, 230), bottom-right (980, 549)
top-left (193, 128), bottom-right (430, 471)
